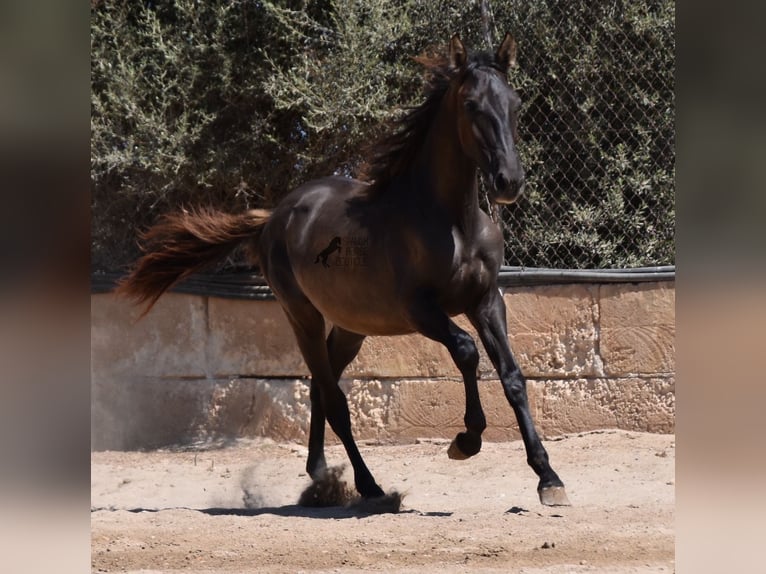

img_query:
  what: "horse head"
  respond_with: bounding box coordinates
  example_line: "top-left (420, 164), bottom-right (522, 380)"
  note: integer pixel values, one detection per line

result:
top-left (449, 33), bottom-right (525, 205)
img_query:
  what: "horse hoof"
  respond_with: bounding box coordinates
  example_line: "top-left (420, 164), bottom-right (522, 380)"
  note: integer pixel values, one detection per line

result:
top-left (360, 484), bottom-right (386, 499)
top-left (350, 491), bottom-right (404, 515)
top-left (447, 432), bottom-right (482, 460)
top-left (447, 439), bottom-right (470, 460)
top-left (298, 465), bottom-right (355, 507)
top-left (538, 485), bottom-right (571, 506)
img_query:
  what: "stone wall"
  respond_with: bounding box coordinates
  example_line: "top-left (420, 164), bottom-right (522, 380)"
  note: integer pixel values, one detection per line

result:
top-left (91, 282), bottom-right (674, 450)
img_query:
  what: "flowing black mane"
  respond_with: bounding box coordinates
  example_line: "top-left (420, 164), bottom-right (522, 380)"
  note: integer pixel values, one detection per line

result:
top-left (359, 49), bottom-right (504, 196)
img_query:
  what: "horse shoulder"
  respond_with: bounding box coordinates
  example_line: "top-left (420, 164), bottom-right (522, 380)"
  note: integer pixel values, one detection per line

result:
top-left (463, 213), bottom-right (503, 270)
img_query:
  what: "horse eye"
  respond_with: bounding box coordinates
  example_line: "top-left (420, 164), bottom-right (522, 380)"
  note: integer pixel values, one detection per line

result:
top-left (464, 100), bottom-right (479, 114)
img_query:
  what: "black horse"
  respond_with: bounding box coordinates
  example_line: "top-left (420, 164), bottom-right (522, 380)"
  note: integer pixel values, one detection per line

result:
top-left (118, 34), bottom-right (570, 507)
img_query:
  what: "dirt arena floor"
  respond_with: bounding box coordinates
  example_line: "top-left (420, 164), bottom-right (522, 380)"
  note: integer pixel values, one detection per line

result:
top-left (91, 429), bottom-right (674, 573)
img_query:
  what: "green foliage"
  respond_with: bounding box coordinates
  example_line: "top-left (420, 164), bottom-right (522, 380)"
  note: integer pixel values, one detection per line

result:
top-left (261, 0), bottom-right (420, 177)
top-left (492, 0), bottom-right (676, 268)
top-left (91, 0), bottom-right (302, 270)
top-left (91, 0), bottom-right (674, 271)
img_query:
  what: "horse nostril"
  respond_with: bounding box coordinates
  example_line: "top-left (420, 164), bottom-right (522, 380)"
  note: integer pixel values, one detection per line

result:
top-left (494, 172), bottom-right (510, 193)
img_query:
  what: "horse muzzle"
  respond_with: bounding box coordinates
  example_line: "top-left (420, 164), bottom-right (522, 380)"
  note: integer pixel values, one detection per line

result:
top-left (491, 171), bottom-right (525, 204)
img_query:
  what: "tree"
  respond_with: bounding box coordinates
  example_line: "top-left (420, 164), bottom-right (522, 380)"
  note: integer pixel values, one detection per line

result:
top-left (91, 0), bottom-right (674, 271)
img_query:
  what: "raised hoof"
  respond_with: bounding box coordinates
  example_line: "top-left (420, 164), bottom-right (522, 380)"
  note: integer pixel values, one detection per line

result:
top-left (538, 485), bottom-right (571, 507)
top-left (447, 439), bottom-right (470, 460)
top-left (447, 432), bottom-right (482, 460)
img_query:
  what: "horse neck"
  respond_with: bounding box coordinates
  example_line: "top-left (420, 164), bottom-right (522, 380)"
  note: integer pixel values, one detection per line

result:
top-left (415, 99), bottom-right (481, 233)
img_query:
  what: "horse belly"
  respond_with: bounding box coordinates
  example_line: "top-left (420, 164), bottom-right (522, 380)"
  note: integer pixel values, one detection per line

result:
top-left (270, 177), bottom-right (426, 335)
top-left (298, 270), bottom-right (415, 336)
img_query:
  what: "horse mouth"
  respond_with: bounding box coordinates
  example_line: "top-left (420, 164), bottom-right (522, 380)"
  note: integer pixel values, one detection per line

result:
top-left (490, 182), bottom-right (525, 205)
top-left (488, 170), bottom-right (525, 205)
top-left (493, 194), bottom-right (520, 205)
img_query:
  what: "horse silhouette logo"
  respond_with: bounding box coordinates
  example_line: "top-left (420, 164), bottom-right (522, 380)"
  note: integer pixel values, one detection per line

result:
top-left (315, 236), bottom-right (342, 267)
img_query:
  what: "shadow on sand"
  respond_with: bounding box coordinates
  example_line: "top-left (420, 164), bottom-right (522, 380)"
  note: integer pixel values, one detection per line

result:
top-left (92, 505), bottom-right (452, 520)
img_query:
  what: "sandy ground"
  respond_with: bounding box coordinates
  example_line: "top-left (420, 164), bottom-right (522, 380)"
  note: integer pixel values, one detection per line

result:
top-left (91, 430), bottom-right (674, 573)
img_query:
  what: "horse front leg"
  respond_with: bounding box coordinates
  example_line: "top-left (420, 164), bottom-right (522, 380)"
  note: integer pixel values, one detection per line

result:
top-left (468, 288), bottom-right (570, 506)
top-left (410, 298), bottom-right (486, 459)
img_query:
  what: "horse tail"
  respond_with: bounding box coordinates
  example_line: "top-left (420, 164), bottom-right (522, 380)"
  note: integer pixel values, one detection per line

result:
top-left (116, 208), bottom-right (271, 316)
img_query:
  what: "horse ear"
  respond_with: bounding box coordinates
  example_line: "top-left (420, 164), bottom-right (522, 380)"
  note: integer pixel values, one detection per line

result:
top-left (448, 34), bottom-right (467, 70)
top-left (495, 32), bottom-right (518, 72)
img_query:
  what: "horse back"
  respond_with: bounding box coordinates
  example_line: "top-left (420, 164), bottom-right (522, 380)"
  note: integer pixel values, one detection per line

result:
top-left (259, 176), bottom-right (503, 334)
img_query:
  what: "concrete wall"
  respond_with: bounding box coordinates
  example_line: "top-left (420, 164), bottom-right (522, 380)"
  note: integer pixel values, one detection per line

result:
top-left (91, 282), bottom-right (674, 450)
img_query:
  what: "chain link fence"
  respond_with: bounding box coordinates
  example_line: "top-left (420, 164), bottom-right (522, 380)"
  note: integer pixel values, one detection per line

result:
top-left (483, 1), bottom-right (675, 269)
top-left (91, 0), bottom-right (674, 274)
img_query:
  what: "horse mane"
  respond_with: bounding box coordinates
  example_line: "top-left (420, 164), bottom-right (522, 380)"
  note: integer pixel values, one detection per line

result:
top-left (358, 47), bottom-right (503, 196)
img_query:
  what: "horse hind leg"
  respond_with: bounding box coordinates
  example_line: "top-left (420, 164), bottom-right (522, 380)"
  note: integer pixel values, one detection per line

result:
top-left (327, 326), bottom-right (366, 389)
top-left (306, 379), bottom-right (326, 480)
top-left (306, 326), bottom-right (366, 480)
top-left (282, 302), bottom-right (384, 499)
